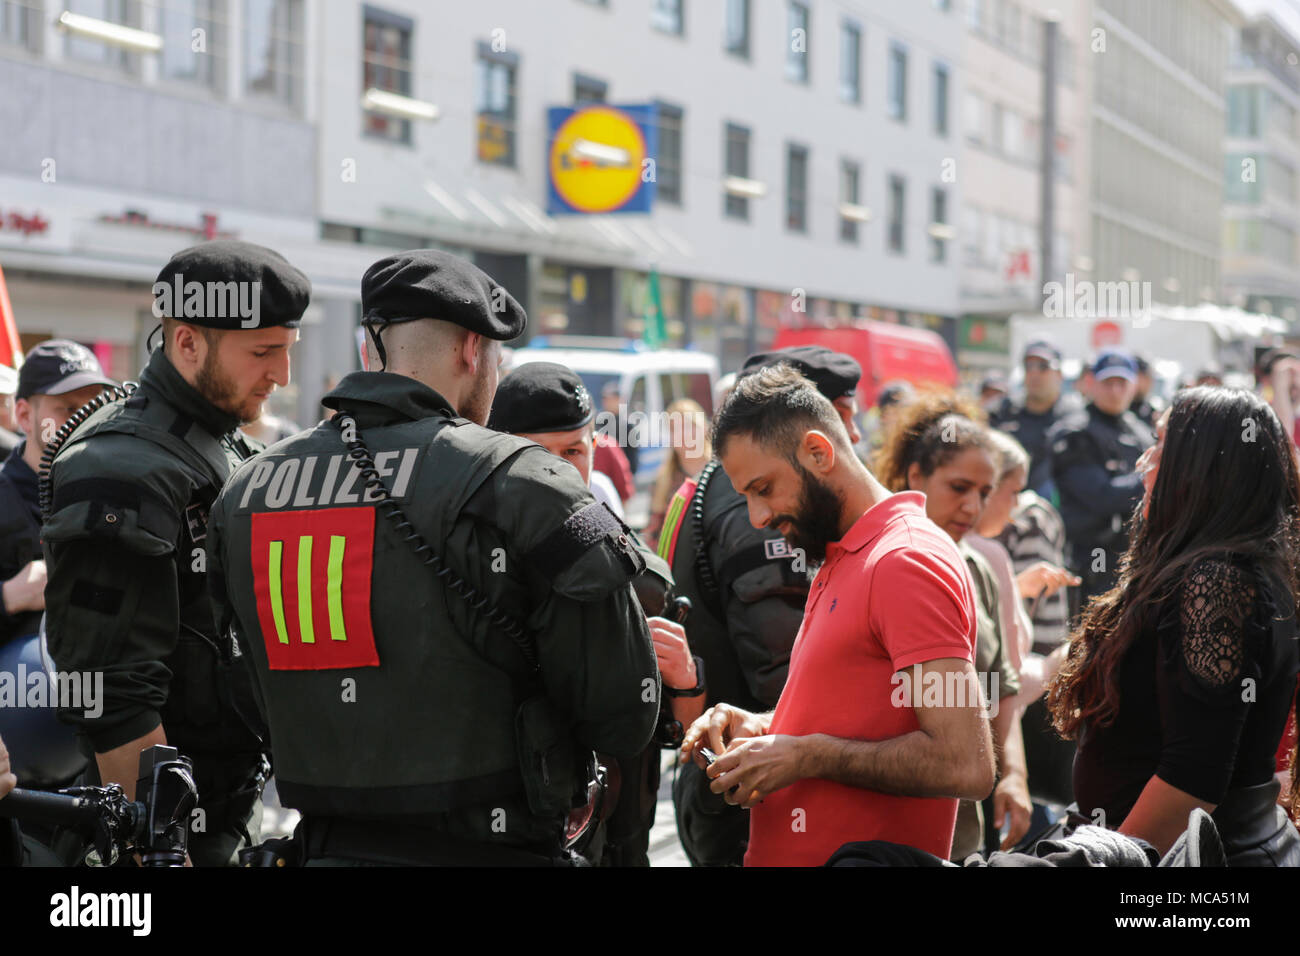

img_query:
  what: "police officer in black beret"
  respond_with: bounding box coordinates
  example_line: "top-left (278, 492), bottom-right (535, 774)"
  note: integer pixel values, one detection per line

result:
top-left (42, 239), bottom-right (310, 866)
top-left (664, 345), bottom-right (863, 867)
top-left (490, 361), bottom-right (702, 865)
top-left (207, 250), bottom-right (659, 865)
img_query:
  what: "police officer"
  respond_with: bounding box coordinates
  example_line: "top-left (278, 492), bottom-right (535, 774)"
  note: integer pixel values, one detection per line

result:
top-left (206, 250), bottom-right (659, 866)
top-left (42, 240), bottom-right (310, 866)
top-left (1048, 349), bottom-right (1153, 609)
top-left (1, 341), bottom-right (116, 646)
top-left (663, 345), bottom-right (862, 867)
top-left (990, 339), bottom-right (1083, 501)
top-left (488, 361), bottom-right (700, 865)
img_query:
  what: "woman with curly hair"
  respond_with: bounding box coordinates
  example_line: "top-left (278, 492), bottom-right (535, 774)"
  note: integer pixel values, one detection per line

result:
top-left (1048, 387), bottom-right (1300, 862)
top-left (875, 391), bottom-right (1028, 858)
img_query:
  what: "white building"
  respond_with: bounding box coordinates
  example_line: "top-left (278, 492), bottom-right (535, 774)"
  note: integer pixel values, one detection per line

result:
top-left (0, 0), bottom-right (371, 426)
top-left (315, 0), bottom-right (967, 370)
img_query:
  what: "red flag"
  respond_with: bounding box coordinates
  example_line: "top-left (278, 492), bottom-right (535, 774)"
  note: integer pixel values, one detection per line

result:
top-left (0, 263), bottom-right (22, 371)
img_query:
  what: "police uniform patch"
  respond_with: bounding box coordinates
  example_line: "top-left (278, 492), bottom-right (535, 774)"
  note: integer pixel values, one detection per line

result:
top-left (249, 507), bottom-right (380, 670)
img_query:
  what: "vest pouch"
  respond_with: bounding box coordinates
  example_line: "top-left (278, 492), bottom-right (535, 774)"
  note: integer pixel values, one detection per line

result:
top-left (515, 695), bottom-right (581, 816)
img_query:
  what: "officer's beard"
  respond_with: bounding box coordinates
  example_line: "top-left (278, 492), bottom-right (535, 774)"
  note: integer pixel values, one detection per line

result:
top-left (770, 463), bottom-right (845, 566)
top-left (195, 347), bottom-right (261, 425)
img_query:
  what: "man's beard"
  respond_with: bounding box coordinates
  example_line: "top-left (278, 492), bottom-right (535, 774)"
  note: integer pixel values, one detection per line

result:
top-left (772, 464), bottom-right (845, 565)
top-left (195, 349), bottom-right (260, 424)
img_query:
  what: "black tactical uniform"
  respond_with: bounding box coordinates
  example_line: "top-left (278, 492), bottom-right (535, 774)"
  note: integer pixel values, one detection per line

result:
top-left (207, 251), bottom-right (659, 865)
top-left (488, 360), bottom-right (681, 866)
top-left (42, 241), bottom-right (311, 866)
top-left (665, 346), bottom-right (860, 867)
top-left (1, 341), bottom-right (116, 645)
top-left (1048, 391), bottom-right (1153, 607)
top-left (0, 443), bottom-right (43, 645)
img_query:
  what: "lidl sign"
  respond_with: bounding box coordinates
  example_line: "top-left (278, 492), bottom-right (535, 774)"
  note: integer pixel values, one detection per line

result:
top-left (547, 104), bottom-right (658, 215)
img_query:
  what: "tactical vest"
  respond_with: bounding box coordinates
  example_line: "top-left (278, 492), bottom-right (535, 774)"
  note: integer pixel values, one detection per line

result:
top-left (45, 385), bottom-right (266, 755)
top-left (218, 412), bottom-right (592, 820)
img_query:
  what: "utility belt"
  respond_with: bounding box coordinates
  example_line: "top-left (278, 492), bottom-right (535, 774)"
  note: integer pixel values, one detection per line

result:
top-left (242, 815), bottom-right (583, 867)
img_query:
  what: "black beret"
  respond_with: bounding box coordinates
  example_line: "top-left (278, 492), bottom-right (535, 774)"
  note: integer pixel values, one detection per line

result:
top-left (152, 240), bottom-right (311, 330)
top-left (488, 362), bottom-right (594, 435)
top-left (740, 346), bottom-right (862, 400)
top-left (361, 250), bottom-right (526, 341)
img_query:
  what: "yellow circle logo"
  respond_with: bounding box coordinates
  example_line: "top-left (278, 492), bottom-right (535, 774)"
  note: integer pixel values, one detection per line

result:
top-left (550, 107), bottom-right (647, 213)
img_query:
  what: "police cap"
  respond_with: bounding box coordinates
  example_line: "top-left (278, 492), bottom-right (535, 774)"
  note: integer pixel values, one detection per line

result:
top-left (740, 345), bottom-right (862, 400)
top-left (488, 361), bottom-right (594, 435)
top-left (153, 240), bottom-right (311, 330)
top-left (361, 250), bottom-right (527, 341)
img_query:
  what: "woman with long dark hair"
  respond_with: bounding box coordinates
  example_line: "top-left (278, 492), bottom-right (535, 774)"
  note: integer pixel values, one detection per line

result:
top-left (1048, 387), bottom-right (1300, 863)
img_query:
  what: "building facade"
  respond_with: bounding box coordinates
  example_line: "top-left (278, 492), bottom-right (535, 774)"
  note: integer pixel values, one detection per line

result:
top-left (956, 0), bottom-right (1091, 376)
top-left (1222, 10), bottom-right (1300, 327)
top-left (1087, 0), bottom-right (1241, 311)
top-left (0, 0), bottom-right (376, 426)
top-left (315, 0), bottom-right (967, 370)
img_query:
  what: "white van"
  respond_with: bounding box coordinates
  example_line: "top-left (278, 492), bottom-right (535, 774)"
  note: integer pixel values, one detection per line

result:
top-left (508, 337), bottom-right (719, 491)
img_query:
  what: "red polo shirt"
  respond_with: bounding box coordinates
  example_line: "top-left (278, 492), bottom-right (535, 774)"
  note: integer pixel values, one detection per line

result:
top-left (744, 491), bottom-right (978, 867)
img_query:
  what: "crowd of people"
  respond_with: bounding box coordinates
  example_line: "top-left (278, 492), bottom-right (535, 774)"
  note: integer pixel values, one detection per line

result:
top-left (0, 240), bottom-right (1297, 868)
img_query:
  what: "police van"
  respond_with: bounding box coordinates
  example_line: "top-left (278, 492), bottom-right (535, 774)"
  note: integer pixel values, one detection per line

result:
top-left (508, 337), bottom-right (719, 492)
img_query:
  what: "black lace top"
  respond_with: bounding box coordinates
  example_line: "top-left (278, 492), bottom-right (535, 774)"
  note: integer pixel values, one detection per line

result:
top-left (1073, 555), bottom-right (1300, 826)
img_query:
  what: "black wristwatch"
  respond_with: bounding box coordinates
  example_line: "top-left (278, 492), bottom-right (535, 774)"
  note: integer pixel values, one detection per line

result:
top-left (664, 655), bottom-right (706, 698)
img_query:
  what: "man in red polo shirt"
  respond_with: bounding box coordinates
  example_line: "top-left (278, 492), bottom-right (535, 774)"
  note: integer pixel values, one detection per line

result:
top-left (681, 365), bottom-right (996, 866)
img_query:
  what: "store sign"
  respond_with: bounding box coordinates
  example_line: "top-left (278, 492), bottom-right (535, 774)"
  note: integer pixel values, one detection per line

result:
top-left (546, 105), bottom-right (657, 215)
top-left (0, 209), bottom-right (50, 238)
top-left (960, 316), bottom-right (1012, 354)
top-left (98, 210), bottom-right (235, 240)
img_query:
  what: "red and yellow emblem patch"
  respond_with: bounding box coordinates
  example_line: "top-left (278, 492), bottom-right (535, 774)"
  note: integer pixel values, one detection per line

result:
top-left (249, 508), bottom-right (379, 670)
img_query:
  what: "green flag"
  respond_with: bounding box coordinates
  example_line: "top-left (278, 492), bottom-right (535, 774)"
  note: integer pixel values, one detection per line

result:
top-left (643, 267), bottom-right (667, 349)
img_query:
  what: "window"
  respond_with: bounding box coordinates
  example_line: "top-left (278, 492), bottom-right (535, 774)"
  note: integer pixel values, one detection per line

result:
top-left (888, 174), bottom-right (906, 254)
top-left (1227, 85), bottom-right (1262, 137)
top-left (162, 0), bottom-right (216, 87)
top-left (887, 43), bottom-right (907, 120)
top-left (840, 160), bottom-right (861, 243)
top-left (574, 72), bottom-right (607, 105)
top-left (965, 90), bottom-right (985, 144)
top-left (963, 206), bottom-right (981, 265)
top-left (966, 0), bottom-right (983, 31)
top-left (786, 2), bottom-right (809, 84)
top-left (655, 101), bottom-right (684, 205)
top-left (724, 123), bottom-right (751, 220)
top-left (725, 0), bottom-right (749, 58)
top-left (477, 42), bottom-right (519, 167)
top-left (930, 188), bottom-right (948, 263)
top-left (362, 7), bottom-right (414, 143)
top-left (1, 0), bottom-right (35, 49)
top-left (652, 0), bottom-right (684, 35)
top-left (786, 144), bottom-right (809, 233)
top-left (245, 0), bottom-right (304, 108)
top-left (64, 0), bottom-right (138, 70)
top-left (933, 63), bottom-right (949, 136)
top-left (934, 0), bottom-right (953, 10)
top-left (840, 20), bottom-right (862, 104)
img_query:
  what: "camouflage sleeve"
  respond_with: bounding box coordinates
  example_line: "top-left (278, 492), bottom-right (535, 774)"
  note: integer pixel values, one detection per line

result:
top-left (41, 435), bottom-right (196, 752)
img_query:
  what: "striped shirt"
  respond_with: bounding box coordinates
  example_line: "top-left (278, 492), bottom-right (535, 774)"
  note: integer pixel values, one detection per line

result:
top-left (995, 491), bottom-right (1070, 648)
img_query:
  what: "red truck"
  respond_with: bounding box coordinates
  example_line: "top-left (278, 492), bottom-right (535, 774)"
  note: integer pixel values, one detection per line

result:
top-left (772, 321), bottom-right (959, 409)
